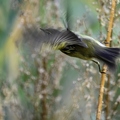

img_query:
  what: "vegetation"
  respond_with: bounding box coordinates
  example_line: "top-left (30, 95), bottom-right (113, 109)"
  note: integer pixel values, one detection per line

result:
top-left (0, 0), bottom-right (120, 120)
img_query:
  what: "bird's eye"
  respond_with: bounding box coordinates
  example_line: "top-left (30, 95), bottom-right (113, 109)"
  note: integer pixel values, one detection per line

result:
top-left (66, 45), bottom-right (75, 50)
top-left (60, 45), bottom-right (75, 54)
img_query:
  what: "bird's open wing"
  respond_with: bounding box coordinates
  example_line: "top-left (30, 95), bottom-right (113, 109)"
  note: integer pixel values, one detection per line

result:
top-left (18, 26), bottom-right (87, 53)
top-left (61, 0), bottom-right (73, 30)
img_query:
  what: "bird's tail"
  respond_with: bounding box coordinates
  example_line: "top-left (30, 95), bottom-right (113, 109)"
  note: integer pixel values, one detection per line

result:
top-left (95, 47), bottom-right (120, 71)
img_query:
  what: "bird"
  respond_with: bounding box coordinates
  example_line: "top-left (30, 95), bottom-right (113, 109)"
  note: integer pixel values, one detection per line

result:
top-left (20, 26), bottom-right (120, 73)
top-left (19, 1), bottom-right (120, 73)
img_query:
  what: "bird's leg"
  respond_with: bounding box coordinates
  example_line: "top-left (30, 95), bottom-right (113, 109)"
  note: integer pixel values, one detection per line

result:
top-left (92, 60), bottom-right (103, 73)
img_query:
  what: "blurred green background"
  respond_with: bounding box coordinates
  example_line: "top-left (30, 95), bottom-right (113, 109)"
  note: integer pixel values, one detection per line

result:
top-left (0, 0), bottom-right (120, 120)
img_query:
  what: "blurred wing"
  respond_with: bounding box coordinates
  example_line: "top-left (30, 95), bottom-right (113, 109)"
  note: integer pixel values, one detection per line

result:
top-left (18, 26), bottom-right (87, 53)
top-left (61, 0), bottom-right (74, 30)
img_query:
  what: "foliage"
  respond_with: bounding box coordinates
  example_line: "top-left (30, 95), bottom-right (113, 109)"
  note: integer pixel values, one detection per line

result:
top-left (0, 0), bottom-right (120, 120)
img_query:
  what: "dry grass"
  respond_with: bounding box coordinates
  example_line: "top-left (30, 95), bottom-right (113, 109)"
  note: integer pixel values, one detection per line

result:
top-left (0, 0), bottom-right (120, 120)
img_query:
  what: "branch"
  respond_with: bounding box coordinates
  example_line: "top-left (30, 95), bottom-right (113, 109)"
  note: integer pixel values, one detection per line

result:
top-left (96, 0), bottom-right (117, 120)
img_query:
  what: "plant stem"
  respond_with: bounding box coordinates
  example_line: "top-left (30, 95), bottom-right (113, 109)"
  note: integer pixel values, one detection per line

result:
top-left (96, 0), bottom-right (117, 120)
top-left (41, 56), bottom-right (48, 120)
top-left (105, 74), bottom-right (110, 120)
top-left (96, 65), bottom-right (107, 120)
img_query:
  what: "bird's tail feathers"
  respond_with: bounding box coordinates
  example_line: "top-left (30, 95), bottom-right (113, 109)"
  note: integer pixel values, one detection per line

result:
top-left (95, 47), bottom-right (120, 72)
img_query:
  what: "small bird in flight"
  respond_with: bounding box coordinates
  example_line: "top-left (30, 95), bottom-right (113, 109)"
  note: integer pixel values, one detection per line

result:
top-left (19, 1), bottom-right (120, 73)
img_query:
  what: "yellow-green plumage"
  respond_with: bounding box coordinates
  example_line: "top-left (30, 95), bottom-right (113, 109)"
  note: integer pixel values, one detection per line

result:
top-left (19, 26), bottom-right (120, 72)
